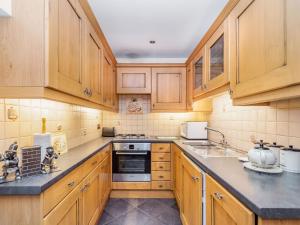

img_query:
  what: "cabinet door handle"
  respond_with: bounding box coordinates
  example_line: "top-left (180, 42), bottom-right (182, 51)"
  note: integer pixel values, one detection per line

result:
top-left (192, 176), bottom-right (200, 182)
top-left (214, 192), bottom-right (223, 200)
top-left (67, 181), bottom-right (75, 188)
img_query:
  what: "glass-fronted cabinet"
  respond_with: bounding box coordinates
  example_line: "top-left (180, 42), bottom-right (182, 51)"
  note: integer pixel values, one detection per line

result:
top-left (193, 49), bottom-right (205, 97)
top-left (205, 19), bottom-right (229, 91)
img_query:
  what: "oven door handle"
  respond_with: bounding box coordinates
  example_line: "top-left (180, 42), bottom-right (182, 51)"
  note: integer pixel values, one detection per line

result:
top-left (115, 152), bottom-right (148, 155)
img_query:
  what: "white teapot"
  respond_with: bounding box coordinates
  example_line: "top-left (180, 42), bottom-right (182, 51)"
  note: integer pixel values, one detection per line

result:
top-left (248, 140), bottom-right (277, 168)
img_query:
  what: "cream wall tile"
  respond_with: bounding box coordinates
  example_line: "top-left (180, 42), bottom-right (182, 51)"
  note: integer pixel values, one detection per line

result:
top-left (289, 109), bottom-right (300, 122)
top-left (289, 123), bottom-right (300, 137)
top-left (19, 106), bottom-right (31, 122)
top-left (0, 122), bottom-right (4, 139)
top-left (207, 93), bottom-right (300, 151)
top-left (276, 122), bottom-right (288, 136)
top-left (5, 122), bottom-right (19, 139)
top-left (0, 104), bottom-right (4, 122)
top-left (20, 122), bottom-right (32, 136)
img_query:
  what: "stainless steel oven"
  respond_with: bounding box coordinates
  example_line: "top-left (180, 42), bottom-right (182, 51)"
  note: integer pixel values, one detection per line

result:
top-left (112, 143), bottom-right (151, 182)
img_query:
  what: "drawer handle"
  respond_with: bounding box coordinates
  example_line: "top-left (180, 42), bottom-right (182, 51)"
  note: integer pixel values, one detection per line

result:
top-left (92, 161), bottom-right (98, 166)
top-left (159, 166), bottom-right (164, 169)
top-left (214, 192), bottom-right (223, 200)
top-left (159, 157), bottom-right (164, 160)
top-left (159, 175), bottom-right (164, 178)
top-left (159, 185), bottom-right (163, 188)
top-left (159, 147), bottom-right (164, 150)
top-left (68, 181), bottom-right (75, 188)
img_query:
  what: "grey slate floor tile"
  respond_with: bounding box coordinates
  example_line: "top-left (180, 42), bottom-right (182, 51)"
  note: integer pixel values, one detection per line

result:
top-left (98, 198), bottom-right (182, 225)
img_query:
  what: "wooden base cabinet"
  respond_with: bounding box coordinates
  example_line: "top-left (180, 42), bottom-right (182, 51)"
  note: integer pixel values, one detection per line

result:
top-left (180, 154), bottom-right (202, 225)
top-left (43, 184), bottom-right (83, 225)
top-left (173, 144), bottom-right (182, 207)
top-left (206, 175), bottom-right (254, 225)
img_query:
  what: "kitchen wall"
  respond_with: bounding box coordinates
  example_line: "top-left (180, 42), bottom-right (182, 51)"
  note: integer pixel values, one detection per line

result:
top-left (0, 99), bottom-right (102, 154)
top-left (208, 92), bottom-right (300, 152)
top-left (102, 95), bottom-right (208, 136)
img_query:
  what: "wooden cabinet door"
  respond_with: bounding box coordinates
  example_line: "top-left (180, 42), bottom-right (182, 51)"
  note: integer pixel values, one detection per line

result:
top-left (83, 20), bottom-right (103, 104)
top-left (43, 185), bottom-right (82, 225)
top-left (99, 155), bottom-right (111, 211)
top-left (205, 19), bottom-right (229, 92)
top-left (229, 0), bottom-right (300, 99)
top-left (151, 67), bottom-right (187, 111)
top-left (206, 175), bottom-right (254, 225)
top-left (193, 48), bottom-right (206, 97)
top-left (173, 144), bottom-right (182, 207)
top-left (186, 63), bottom-right (193, 110)
top-left (102, 53), bottom-right (114, 107)
top-left (82, 168), bottom-right (99, 225)
top-left (117, 67), bottom-right (151, 94)
top-left (181, 154), bottom-right (202, 225)
top-left (47, 0), bottom-right (85, 98)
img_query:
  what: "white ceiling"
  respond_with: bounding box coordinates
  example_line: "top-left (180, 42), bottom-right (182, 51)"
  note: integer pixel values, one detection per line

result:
top-left (88, 0), bottom-right (228, 63)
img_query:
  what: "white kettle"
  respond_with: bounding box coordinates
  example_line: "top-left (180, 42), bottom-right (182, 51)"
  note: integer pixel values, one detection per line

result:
top-left (248, 140), bottom-right (277, 168)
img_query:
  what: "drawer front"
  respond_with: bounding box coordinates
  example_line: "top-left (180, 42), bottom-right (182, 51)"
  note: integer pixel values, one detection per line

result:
top-left (152, 181), bottom-right (172, 190)
top-left (99, 145), bottom-right (111, 162)
top-left (82, 153), bottom-right (101, 177)
top-left (43, 164), bottom-right (84, 216)
top-left (152, 162), bottom-right (171, 171)
top-left (152, 171), bottom-right (171, 181)
top-left (152, 153), bottom-right (171, 162)
top-left (152, 143), bottom-right (170, 153)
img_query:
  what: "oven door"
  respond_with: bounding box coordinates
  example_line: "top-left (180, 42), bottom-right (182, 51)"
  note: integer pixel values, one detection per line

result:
top-left (113, 151), bottom-right (151, 182)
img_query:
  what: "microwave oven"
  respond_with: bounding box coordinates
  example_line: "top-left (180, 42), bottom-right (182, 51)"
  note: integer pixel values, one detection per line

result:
top-left (180, 122), bottom-right (208, 140)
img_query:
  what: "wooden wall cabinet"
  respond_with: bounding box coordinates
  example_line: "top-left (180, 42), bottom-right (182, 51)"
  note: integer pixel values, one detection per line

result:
top-left (205, 19), bottom-right (229, 93)
top-left (180, 153), bottom-right (202, 225)
top-left (229, 0), bottom-right (300, 105)
top-left (151, 67), bottom-right (187, 111)
top-left (190, 19), bottom-right (229, 102)
top-left (102, 52), bottom-right (114, 108)
top-left (0, 0), bottom-right (117, 111)
top-left (206, 175), bottom-right (254, 225)
top-left (83, 20), bottom-right (103, 104)
top-left (117, 67), bottom-right (151, 94)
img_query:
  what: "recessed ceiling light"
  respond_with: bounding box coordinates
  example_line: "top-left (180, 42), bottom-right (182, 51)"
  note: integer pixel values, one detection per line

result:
top-left (149, 40), bottom-right (156, 44)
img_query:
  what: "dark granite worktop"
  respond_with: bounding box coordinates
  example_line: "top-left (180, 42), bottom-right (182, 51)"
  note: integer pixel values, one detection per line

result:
top-left (0, 137), bottom-right (112, 195)
top-left (174, 140), bottom-right (300, 219)
top-left (0, 137), bottom-right (299, 219)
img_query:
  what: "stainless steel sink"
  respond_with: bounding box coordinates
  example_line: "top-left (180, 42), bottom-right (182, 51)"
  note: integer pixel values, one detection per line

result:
top-left (191, 146), bottom-right (244, 158)
top-left (182, 140), bottom-right (215, 147)
top-left (181, 141), bottom-right (245, 158)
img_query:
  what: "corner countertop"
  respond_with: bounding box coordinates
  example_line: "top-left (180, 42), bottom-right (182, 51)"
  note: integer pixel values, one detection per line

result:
top-left (174, 140), bottom-right (300, 219)
top-left (0, 137), bottom-right (299, 219)
top-left (0, 137), bottom-right (113, 195)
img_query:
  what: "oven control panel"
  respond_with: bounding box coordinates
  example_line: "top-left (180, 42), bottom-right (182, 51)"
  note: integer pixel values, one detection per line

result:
top-left (113, 143), bottom-right (151, 151)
